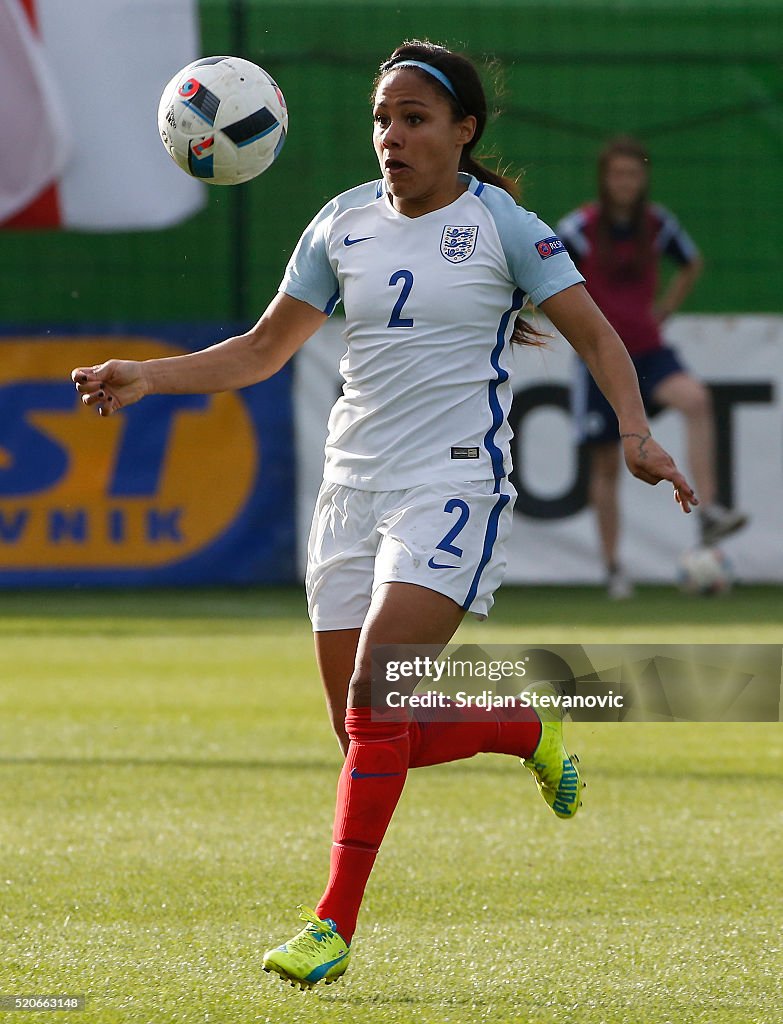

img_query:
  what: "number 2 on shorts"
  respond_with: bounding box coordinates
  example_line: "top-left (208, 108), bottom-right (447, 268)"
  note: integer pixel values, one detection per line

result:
top-left (434, 498), bottom-right (470, 559)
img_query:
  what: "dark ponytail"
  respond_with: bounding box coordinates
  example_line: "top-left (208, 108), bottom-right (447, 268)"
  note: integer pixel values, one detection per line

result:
top-left (376, 40), bottom-right (546, 346)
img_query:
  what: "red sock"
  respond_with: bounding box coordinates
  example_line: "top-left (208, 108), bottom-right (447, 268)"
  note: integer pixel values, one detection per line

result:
top-left (316, 707), bottom-right (409, 942)
top-left (408, 699), bottom-right (541, 768)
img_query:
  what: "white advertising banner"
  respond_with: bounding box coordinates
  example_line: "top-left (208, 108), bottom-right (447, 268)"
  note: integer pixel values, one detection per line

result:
top-left (0, 0), bottom-right (204, 230)
top-left (294, 315), bottom-right (783, 584)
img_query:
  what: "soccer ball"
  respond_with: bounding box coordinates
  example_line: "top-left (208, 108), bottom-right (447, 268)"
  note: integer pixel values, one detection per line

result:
top-left (157, 56), bottom-right (287, 185)
top-left (678, 546), bottom-right (733, 596)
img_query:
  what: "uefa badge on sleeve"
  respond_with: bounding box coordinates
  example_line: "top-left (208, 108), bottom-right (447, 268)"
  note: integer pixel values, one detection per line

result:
top-left (535, 235), bottom-right (566, 260)
top-left (440, 225), bottom-right (479, 263)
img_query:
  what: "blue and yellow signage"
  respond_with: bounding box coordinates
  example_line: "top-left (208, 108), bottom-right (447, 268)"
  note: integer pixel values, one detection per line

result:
top-left (0, 328), bottom-right (296, 585)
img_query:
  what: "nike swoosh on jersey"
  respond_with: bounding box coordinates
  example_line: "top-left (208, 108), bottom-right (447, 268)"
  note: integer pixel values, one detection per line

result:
top-left (427, 557), bottom-right (457, 570)
top-left (350, 768), bottom-right (403, 779)
top-left (343, 234), bottom-right (375, 246)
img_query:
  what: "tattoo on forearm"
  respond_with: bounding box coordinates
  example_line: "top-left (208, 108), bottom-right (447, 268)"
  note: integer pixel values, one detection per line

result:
top-left (620, 431), bottom-right (652, 460)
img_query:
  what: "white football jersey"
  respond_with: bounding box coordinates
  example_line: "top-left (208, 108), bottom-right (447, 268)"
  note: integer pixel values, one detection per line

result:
top-left (281, 174), bottom-right (584, 491)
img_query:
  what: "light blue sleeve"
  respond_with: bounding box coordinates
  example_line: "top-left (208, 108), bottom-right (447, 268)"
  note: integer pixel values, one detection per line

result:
top-left (479, 185), bottom-right (585, 306)
top-left (279, 200), bottom-right (341, 315)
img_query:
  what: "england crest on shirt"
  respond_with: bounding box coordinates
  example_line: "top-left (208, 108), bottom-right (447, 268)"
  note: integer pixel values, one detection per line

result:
top-left (440, 225), bottom-right (479, 263)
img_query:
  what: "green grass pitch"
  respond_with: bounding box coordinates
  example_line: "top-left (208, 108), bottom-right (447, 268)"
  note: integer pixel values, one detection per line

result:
top-left (0, 585), bottom-right (781, 1024)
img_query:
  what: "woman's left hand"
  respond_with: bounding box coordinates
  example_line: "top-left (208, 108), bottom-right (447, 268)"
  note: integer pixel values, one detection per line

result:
top-left (620, 431), bottom-right (698, 513)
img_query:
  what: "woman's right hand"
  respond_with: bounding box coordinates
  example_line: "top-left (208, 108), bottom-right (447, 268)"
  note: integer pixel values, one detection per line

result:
top-left (71, 360), bottom-right (148, 416)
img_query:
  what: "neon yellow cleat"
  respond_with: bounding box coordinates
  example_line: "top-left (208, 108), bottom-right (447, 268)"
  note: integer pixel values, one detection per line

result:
top-left (263, 906), bottom-right (351, 989)
top-left (522, 682), bottom-right (584, 819)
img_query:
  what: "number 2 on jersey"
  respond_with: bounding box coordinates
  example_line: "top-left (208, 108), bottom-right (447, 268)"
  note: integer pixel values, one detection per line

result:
top-left (387, 270), bottom-right (414, 328)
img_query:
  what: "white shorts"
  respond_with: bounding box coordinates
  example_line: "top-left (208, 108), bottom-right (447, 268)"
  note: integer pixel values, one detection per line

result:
top-left (306, 478), bottom-right (517, 631)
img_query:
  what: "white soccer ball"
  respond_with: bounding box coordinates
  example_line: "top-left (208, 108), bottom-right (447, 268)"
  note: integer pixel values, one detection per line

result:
top-left (157, 56), bottom-right (288, 185)
top-left (678, 546), bottom-right (734, 596)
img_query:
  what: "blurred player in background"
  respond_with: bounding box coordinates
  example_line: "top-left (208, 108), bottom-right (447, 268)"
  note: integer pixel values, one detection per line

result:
top-left (73, 46), bottom-right (696, 988)
top-left (558, 136), bottom-right (747, 599)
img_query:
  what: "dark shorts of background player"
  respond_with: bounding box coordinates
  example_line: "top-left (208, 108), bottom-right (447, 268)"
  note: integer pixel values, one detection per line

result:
top-left (572, 344), bottom-right (687, 446)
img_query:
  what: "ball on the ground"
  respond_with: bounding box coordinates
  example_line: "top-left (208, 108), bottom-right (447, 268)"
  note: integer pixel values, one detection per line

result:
top-left (678, 546), bottom-right (734, 596)
top-left (158, 56), bottom-right (288, 185)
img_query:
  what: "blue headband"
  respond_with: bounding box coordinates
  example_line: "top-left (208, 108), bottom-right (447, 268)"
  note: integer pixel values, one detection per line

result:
top-left (391, 59), bottom-right (459, 101)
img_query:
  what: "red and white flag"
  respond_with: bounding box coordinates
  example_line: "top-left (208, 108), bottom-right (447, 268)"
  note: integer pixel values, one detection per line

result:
top-left (0, 0), bottom-right (204, 230)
